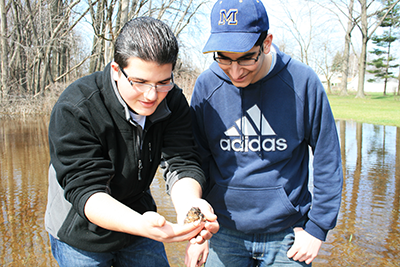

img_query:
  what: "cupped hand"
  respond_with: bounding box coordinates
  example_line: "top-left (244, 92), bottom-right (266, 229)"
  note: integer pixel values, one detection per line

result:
top-left (178, 199), bottom-right (219, 245)
top-left (139, 211), bottom-right (204, 243)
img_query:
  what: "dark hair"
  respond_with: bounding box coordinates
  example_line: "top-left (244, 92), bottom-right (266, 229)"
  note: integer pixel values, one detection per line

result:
top-left (114, 17), bottom-right (179, 69)
top-left (254, 31), bottom-right (268, 48)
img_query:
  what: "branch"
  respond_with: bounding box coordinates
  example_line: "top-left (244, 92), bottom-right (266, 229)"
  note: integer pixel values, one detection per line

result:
top-left (42, 53), bottom-right (100, 93)
top-left (368, 0), bottom-right (400, 38)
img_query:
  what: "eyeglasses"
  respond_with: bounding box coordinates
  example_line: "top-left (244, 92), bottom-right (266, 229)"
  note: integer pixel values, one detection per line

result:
top-left (119, 67), bottom-right (175, 93)
top-left (213, 47), bottom-right (262, 66)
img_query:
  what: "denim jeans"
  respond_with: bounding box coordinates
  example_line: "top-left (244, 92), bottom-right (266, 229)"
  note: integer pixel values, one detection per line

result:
top-left (49, 234), bottom-right (169, 267)
top-left (205, 226), bottom-right (311, 267)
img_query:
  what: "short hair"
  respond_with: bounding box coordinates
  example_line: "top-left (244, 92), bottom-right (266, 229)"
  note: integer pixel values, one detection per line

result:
top-left (114, 17), bottom-right (179, 70)
top-left (254, 31), bottom-right (268, 48)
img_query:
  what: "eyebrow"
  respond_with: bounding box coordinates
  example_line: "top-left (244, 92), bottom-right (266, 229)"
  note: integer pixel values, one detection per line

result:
top-left (217, 51), bottom-right (258, 60)
top-left (128, 76), bottom-right (173, 84)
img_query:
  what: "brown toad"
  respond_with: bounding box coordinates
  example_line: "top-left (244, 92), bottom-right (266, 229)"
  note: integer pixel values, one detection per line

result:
top-left (184, 207), bottom-right (206, 224)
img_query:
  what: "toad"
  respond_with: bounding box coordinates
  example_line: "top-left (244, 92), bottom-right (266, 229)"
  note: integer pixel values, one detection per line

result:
top-left (184, 207), bottom-right (206, 224)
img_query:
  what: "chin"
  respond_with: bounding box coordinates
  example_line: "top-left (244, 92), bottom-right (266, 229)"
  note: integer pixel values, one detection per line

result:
top-left (232, 81), bottom-right (251, 88)
top-left (139, 108), bottom-right (158, 116)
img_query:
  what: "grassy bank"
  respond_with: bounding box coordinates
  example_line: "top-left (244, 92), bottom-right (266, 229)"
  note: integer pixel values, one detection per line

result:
top-left (327, 92), bottom-right (400, 127)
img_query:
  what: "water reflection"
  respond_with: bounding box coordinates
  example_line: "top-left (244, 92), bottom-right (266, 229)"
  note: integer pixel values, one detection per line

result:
top-left (0, 117), bottom-right (56, 266)
top-left (316, 121), bottom-right (400, 266)
top-left (0, 118), bottom-right (399, 266)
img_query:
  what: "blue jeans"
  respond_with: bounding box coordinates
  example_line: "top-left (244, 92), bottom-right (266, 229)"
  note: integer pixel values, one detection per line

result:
top-left (205, 226), bottom-right (311, 267)
top-left (49, 234), bottom-right (169, 267)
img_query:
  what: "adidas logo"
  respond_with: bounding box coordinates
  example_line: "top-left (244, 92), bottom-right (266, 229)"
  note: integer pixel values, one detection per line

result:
top-left (220, 105), bottom-right (288, 152)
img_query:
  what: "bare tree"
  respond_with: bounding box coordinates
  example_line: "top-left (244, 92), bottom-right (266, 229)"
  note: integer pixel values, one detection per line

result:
top-left (308, 0), bottom-right (400, 97)
top-left (87, 0), bottom-right (208, 76)
top-left (0, 0), bottom-right (208, 102)
top-left (276, 0), bottom-right (318, 65)
top-left (315, 42), bottom-right (343, 93)
top-left (0, 0), bottom-right (91, 97)
top-left (307, 0), bottom-right (359, 95)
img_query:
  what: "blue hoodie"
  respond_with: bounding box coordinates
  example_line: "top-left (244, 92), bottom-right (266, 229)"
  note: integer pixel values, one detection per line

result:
top-left (190, 45), bottom-right (343, 241)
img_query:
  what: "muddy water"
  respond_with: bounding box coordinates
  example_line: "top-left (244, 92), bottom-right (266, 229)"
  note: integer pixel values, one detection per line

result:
top-left (0, 117), bottom-right (399, 266)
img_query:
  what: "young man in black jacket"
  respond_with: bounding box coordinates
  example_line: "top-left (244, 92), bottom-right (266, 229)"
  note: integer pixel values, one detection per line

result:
top-left (45, 17), bottom-right (218, 266)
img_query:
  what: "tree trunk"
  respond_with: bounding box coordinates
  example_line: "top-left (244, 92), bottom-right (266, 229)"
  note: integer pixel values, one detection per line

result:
top-left (26, 0), bottom-right (40, 94)
top-left (104, 0), bottom-right (117, 64)
top-left (356, 0), bottom-right (367, 98)
top-left (89, 0), bottom-right (106, 73)
top-left (120, 0), bottom-right (129, 25)
top-left (340, 0), bottom-right (354, 96)
top-left (383, 28), bottom-right (393, 96)
top-left (0, 0), bottom-right (8, 100)
top-left (397, 66), bottom-right (400, 95)
top-left (10, 0), bottom-right (27, 94)
top-left (326, 77), bottom-right (332, 94)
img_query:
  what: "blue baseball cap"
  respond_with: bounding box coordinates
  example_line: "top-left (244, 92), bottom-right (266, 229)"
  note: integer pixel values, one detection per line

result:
top-left (202, 0), bottom-right (269, 54)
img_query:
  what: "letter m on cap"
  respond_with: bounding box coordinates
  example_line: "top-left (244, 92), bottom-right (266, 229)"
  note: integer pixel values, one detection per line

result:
top-left (219, 9), bottom-right (238, 25)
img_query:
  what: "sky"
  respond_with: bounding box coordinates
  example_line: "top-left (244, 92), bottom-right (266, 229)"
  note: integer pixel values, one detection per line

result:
top-left (183, 0), bottom-right (348, 71)
top-left (73, 0), bottom-right (399, 77)
top-left (187, 0), bottom-right (399, 77)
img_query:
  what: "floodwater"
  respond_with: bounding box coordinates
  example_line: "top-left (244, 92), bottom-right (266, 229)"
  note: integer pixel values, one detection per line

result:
top-left (0, 117), bottom-right (399, 266)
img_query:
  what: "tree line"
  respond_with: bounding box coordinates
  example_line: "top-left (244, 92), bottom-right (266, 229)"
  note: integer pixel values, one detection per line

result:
top-left (0, 0), bottom-right (399, 103)
top-left (274, 0), bottom-right (399, 96)
top-left (0, 0), bottom-right (207, 101)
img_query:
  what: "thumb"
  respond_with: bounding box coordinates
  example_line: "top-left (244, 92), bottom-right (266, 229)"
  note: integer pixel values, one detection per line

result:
top-left (156, 215), bottom-right (166, 227)
top-left (143, 211), bottom-right (166, 227)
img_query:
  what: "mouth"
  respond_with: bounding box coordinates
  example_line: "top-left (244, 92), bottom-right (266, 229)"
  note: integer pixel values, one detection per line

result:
top-left (230, 70), bottom-right (249, 82)
top-left (139, 100), bottom-right (156, 108)
top-left (232, 74), bottom-right (248, 83)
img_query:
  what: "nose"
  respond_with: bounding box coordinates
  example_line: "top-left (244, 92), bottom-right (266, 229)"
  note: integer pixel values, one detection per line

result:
top-left (229, 62), bottom-right (243, 80)
top-left (144, 86), bottom-right (158, 101)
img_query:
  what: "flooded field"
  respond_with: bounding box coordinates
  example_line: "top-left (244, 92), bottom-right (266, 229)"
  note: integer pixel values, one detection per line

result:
top-left (0, 117), bottom-right (399, 266)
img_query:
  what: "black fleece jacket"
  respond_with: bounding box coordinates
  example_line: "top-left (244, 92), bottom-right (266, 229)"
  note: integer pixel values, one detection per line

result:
top-left (46, 63), bottom-right (205, 252)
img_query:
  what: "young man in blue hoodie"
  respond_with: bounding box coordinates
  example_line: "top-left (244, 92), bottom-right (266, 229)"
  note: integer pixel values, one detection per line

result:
top-left (188, 0), bottom-right (343, 266)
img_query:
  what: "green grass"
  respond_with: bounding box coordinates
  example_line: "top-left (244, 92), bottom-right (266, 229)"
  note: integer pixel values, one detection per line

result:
top-left (327, 92), bottom-right (400, 127)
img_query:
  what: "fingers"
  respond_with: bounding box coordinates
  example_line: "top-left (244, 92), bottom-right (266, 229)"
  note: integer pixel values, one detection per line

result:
top-left (140, 211), bottom-right (204, 243)
top-left (185, 212), bottom-right (219, 245)
top-left (185, 242), bottom-right (209, 267)
top-left (200, 205), bottom-right (217, 222)
top-left (205, 220), bottom-right (219, 235)
top-left (286, 228), bottom-right (322, 264)
top-left (287, 246), bottom-right (316, 264)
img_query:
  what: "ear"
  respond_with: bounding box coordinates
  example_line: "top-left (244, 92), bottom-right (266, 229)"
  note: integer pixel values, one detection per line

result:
top-left (111, 62), bottom-right (121, 81)
top-left (263, 33), bottom-right (273, 54)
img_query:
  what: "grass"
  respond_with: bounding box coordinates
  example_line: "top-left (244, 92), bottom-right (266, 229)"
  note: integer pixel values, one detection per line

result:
top-left (327, 92), bottom-right (400, 127)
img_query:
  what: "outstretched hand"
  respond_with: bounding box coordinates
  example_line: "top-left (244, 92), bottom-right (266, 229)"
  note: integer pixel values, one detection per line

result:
top-left (138, 211), bottom-right (205, 243)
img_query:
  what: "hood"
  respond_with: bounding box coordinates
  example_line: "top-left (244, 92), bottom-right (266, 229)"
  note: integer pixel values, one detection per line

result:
top-left (209, 43), bottom-right (292, 88)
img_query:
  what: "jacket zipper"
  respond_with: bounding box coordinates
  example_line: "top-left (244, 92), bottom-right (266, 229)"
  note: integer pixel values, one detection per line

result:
top-left (138, 159), bottom-right (143, 180)
top-left (149, 142), bottom-right (152, 162)
top-left (137, 128), bottom-right (149, 181)
top-left (133, 121), bottom-right (144, 181)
